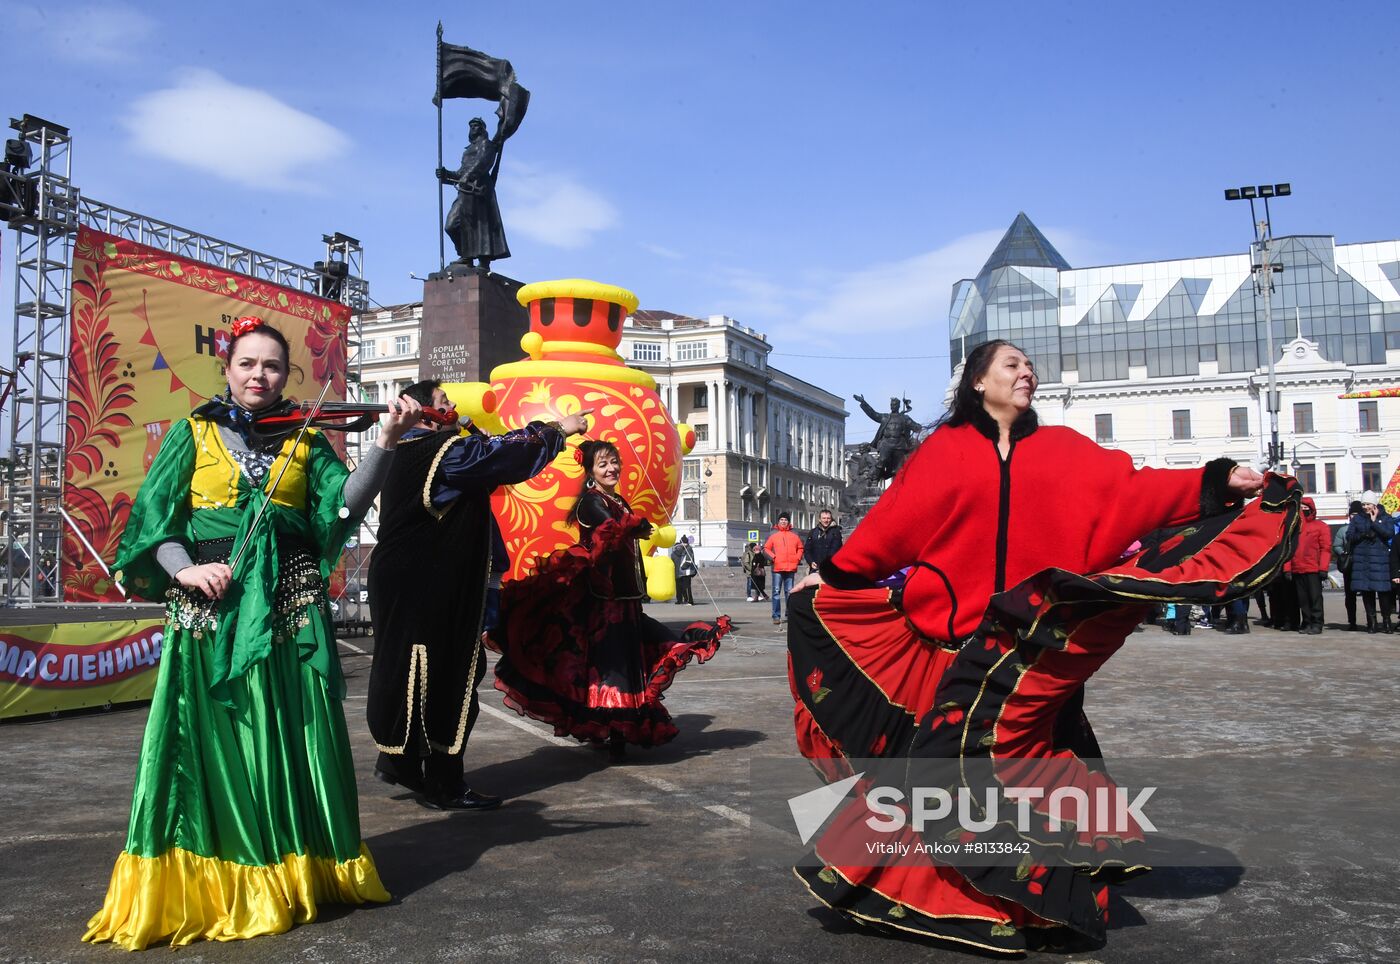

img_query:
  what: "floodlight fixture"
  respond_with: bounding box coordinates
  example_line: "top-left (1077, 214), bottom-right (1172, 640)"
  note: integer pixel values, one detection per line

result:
top-left (1240, 186), bottom-right (1258, 199)
top-left (1274, 183), bottom-right (1291, 196)
top-left (1224, 188), bottom-right (1241, 201)
top-left (1258, 185), bottom-right (1275, 198)
top-left (3, 138), bottom-right (32, 170)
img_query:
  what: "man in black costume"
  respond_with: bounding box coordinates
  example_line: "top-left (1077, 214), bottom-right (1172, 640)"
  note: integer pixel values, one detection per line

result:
top-left (367, 380), bottom-right (588, 810)
top-left (437, 117), bottom-right (511, 270)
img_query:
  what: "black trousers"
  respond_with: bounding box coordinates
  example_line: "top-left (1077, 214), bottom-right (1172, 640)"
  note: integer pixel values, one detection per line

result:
top-left (1342, 568), bottom-right (1356, 625)
top-left (675, 576), bottom-right (694, 604)
top-left (1267, 574), bottom-right (1299, 630)
top-left (1295, 572), bottom-right (1324, 629)
top-left (376, 641), bottom-right (488, 795)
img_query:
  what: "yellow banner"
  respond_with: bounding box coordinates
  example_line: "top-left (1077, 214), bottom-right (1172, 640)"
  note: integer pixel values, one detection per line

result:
top-left (0, 617), bottom-right (166, 719)
top-left (62, 227), bottom-right (351, 601)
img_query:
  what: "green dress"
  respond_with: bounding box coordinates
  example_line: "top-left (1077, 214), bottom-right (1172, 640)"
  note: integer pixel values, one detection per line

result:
top-left (83, 416), bottom-right (389, 951)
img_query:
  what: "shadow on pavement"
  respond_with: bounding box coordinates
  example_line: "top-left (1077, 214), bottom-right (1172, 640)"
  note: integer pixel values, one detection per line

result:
top-left (631, 712), bottom-right (767, 764)
top-left (366, 799), bottom-right (637, 901)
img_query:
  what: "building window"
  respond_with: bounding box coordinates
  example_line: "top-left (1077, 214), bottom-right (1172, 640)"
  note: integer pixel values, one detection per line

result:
top-left (1359, 400), bottom-right (1380, 433)
top-left (632, 341), bottom-right (662, 362)
top-left (1293, 402), bottom-right (1314, 434)
top-left (693, 385), bottom-right (708, 409)
top-left (1171, 410), bottom-right (1191, 440)
top-left (787, 479), bottom-right (794, 497)
top-left (1229, 407), bottom-right (1249, 438)
top-left (361, 384), bottom-right (381, 404)
top-left (1094, 414), bottom-right (1113, 443)
top-left (1295, 464), bottom-right (1317, 493)
top-left (394, 334), bottom-right (412, 355)
top-left (1325, 462), bottom-right (1337, 493)
top-left (359, 339), bottom-right (377, 360)
top-left (677, 340), bottom-right (708, 361)
top-left (682, 459), bottom-right (700, 482)
top-left (1363, 462), bottom-right (1382, 492)
top-left (694, 423), bottom-right (709, 443)
top-left (683, 496), bottom-right (699, 520)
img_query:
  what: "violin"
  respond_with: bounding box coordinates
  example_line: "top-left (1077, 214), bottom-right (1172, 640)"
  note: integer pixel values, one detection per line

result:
top-left (249, 399), bottom-right (459, 437)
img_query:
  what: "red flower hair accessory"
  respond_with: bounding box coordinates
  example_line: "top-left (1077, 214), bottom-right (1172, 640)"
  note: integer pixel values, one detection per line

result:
top-left (571, 446), bottom-right (586, 466)
top-left (231, 316), bottom-right (264, 337)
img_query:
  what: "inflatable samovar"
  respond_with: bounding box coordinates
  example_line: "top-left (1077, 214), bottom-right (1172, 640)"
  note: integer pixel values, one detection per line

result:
top-left (444, 279), bottom-right (695, 599)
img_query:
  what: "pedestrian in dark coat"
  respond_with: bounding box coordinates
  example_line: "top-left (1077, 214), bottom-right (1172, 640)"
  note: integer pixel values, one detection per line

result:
top-left (1346, 491), bottom-right (1395, 633)
top-left (804, 510), bottom-right (844, 573)
top-left (1334, 501), bottom-right (1360, 629)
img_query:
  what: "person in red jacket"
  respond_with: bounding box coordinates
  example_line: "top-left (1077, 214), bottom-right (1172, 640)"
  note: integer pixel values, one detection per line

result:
top-left (763, 512), bottom-right (804, 624)
top-left (1292, 497), bottom-right (1332, 634)
top-left (783, 339), bottom-right (1293, 956)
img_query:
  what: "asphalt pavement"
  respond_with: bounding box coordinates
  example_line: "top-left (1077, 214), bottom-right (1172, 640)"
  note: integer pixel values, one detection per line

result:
top-left (1, 591), bottom-right (1397, 963)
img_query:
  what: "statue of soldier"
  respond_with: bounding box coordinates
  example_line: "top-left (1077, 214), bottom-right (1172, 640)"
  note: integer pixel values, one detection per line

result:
top-left (437, 117), bottom-right (510, 271)
top-left (854, 394), bottom-right (918, 483)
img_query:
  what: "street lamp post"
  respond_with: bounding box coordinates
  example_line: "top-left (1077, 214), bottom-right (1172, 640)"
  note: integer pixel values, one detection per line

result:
top-left (1225, 182), bottom-right (1291, 472)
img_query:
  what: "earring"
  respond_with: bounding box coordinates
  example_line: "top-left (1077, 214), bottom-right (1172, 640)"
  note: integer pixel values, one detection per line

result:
top-left (585, 477), bottom-right (596, 488)
top-left (975, 386), bottom-right (985, 393)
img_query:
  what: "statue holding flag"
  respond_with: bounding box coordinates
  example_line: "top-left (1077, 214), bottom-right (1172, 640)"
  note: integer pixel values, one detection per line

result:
top-left (433, 27), bottom-right (531, 272)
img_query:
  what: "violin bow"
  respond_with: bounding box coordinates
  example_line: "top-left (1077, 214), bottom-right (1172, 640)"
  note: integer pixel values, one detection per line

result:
top-left (228, 378), bottom-right (335, 576)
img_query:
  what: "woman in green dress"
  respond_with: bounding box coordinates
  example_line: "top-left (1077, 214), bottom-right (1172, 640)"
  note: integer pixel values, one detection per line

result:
top-left (83, 317), bottom-right (421, 950)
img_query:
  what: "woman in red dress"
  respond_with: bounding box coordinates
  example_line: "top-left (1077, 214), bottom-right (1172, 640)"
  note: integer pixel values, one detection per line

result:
top-left (787, 340), bottom-right (1297, 954)
top-left (491, 440), bottom-right (729, 760)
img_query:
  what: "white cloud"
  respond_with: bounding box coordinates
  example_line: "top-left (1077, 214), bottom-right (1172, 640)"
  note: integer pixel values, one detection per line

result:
top-left (122, 69), bottom-right (350, 191)
top-left (501, 163), bottom-right (619, 249)
top-left (642, 242), bottom-right (685, 260)
top-left (11, 2), bottom-right (155, 64)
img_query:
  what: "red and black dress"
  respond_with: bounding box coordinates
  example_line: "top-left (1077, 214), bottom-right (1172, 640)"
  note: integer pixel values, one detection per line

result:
top-left (491, 487), bottom-right (729, 746)
top-left (788, 407), bottom-right (1299, 955)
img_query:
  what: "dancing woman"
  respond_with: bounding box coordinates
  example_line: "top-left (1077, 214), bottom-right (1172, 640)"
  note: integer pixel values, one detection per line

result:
top-left (491, 439), bottom-right (729, 760)
top-left (84, 317), bottom-right (421, 950)
top-left (787, 339), bottom-right (1295, 955)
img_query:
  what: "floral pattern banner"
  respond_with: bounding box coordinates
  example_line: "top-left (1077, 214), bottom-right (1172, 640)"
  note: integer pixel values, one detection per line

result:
top-left (62, 227), bottom-right (350, 601)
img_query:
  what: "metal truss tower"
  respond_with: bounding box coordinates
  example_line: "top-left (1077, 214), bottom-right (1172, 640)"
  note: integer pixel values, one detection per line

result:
top-left (2, 115), bottom-right (369, 607)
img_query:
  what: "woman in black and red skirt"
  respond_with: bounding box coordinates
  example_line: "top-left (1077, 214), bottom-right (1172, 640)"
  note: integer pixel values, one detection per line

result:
top-left (491, 440), bottom-right (729, 761)
top-left (786, 339), bottom-right (1298, 955)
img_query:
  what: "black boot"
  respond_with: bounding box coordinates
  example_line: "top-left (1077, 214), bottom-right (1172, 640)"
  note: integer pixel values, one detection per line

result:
top-left (1367, 613), bottom-right (1379, 634)
top-left (1226, 614), bottom-right (1250, 635)
top-left (1384, 614), bottom-right (1394, 634)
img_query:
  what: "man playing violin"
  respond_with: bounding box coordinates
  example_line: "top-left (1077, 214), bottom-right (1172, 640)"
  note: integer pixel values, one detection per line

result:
top-left (366, 379), bottom-right (589, 810)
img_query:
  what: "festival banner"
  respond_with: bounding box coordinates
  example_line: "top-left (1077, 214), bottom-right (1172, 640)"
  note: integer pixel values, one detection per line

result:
top-left (0, 617), bottom-right (166, 719)
top-left (61, 227), bottom-right (350, 601)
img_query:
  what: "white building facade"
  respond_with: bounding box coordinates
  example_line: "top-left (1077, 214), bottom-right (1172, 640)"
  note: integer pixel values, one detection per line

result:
top-left (623, 310), bottom-right (848, 562)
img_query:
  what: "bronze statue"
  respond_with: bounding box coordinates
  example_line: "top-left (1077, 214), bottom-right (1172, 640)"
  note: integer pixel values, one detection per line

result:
top-left (853, 394), bottom-right (919, 484)
top-left (433, 30), bottom-right (530, 272)
top-left (437, 117), bottom-right (510, 270)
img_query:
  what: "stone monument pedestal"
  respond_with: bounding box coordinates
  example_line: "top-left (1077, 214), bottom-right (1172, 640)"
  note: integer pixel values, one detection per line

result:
top-left (419, 269), bottom-right (528, 383)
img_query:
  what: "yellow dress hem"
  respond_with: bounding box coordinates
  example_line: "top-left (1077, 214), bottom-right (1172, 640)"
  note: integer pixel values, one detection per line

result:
top-left (82, 843), bottom-right (390, 951)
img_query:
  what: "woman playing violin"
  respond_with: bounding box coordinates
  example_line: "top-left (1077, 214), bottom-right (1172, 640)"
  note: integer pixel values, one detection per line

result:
top-left (84, 317), bottom-right (421, 950)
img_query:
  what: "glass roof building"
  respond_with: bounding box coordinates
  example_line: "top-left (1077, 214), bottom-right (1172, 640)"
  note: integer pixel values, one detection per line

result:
top-left (949, 213), bottom-right (1400, 387)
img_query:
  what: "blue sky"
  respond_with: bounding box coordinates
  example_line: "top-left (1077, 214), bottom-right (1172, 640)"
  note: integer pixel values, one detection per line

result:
top-left (6, 0), bottom-right (1399, 441)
